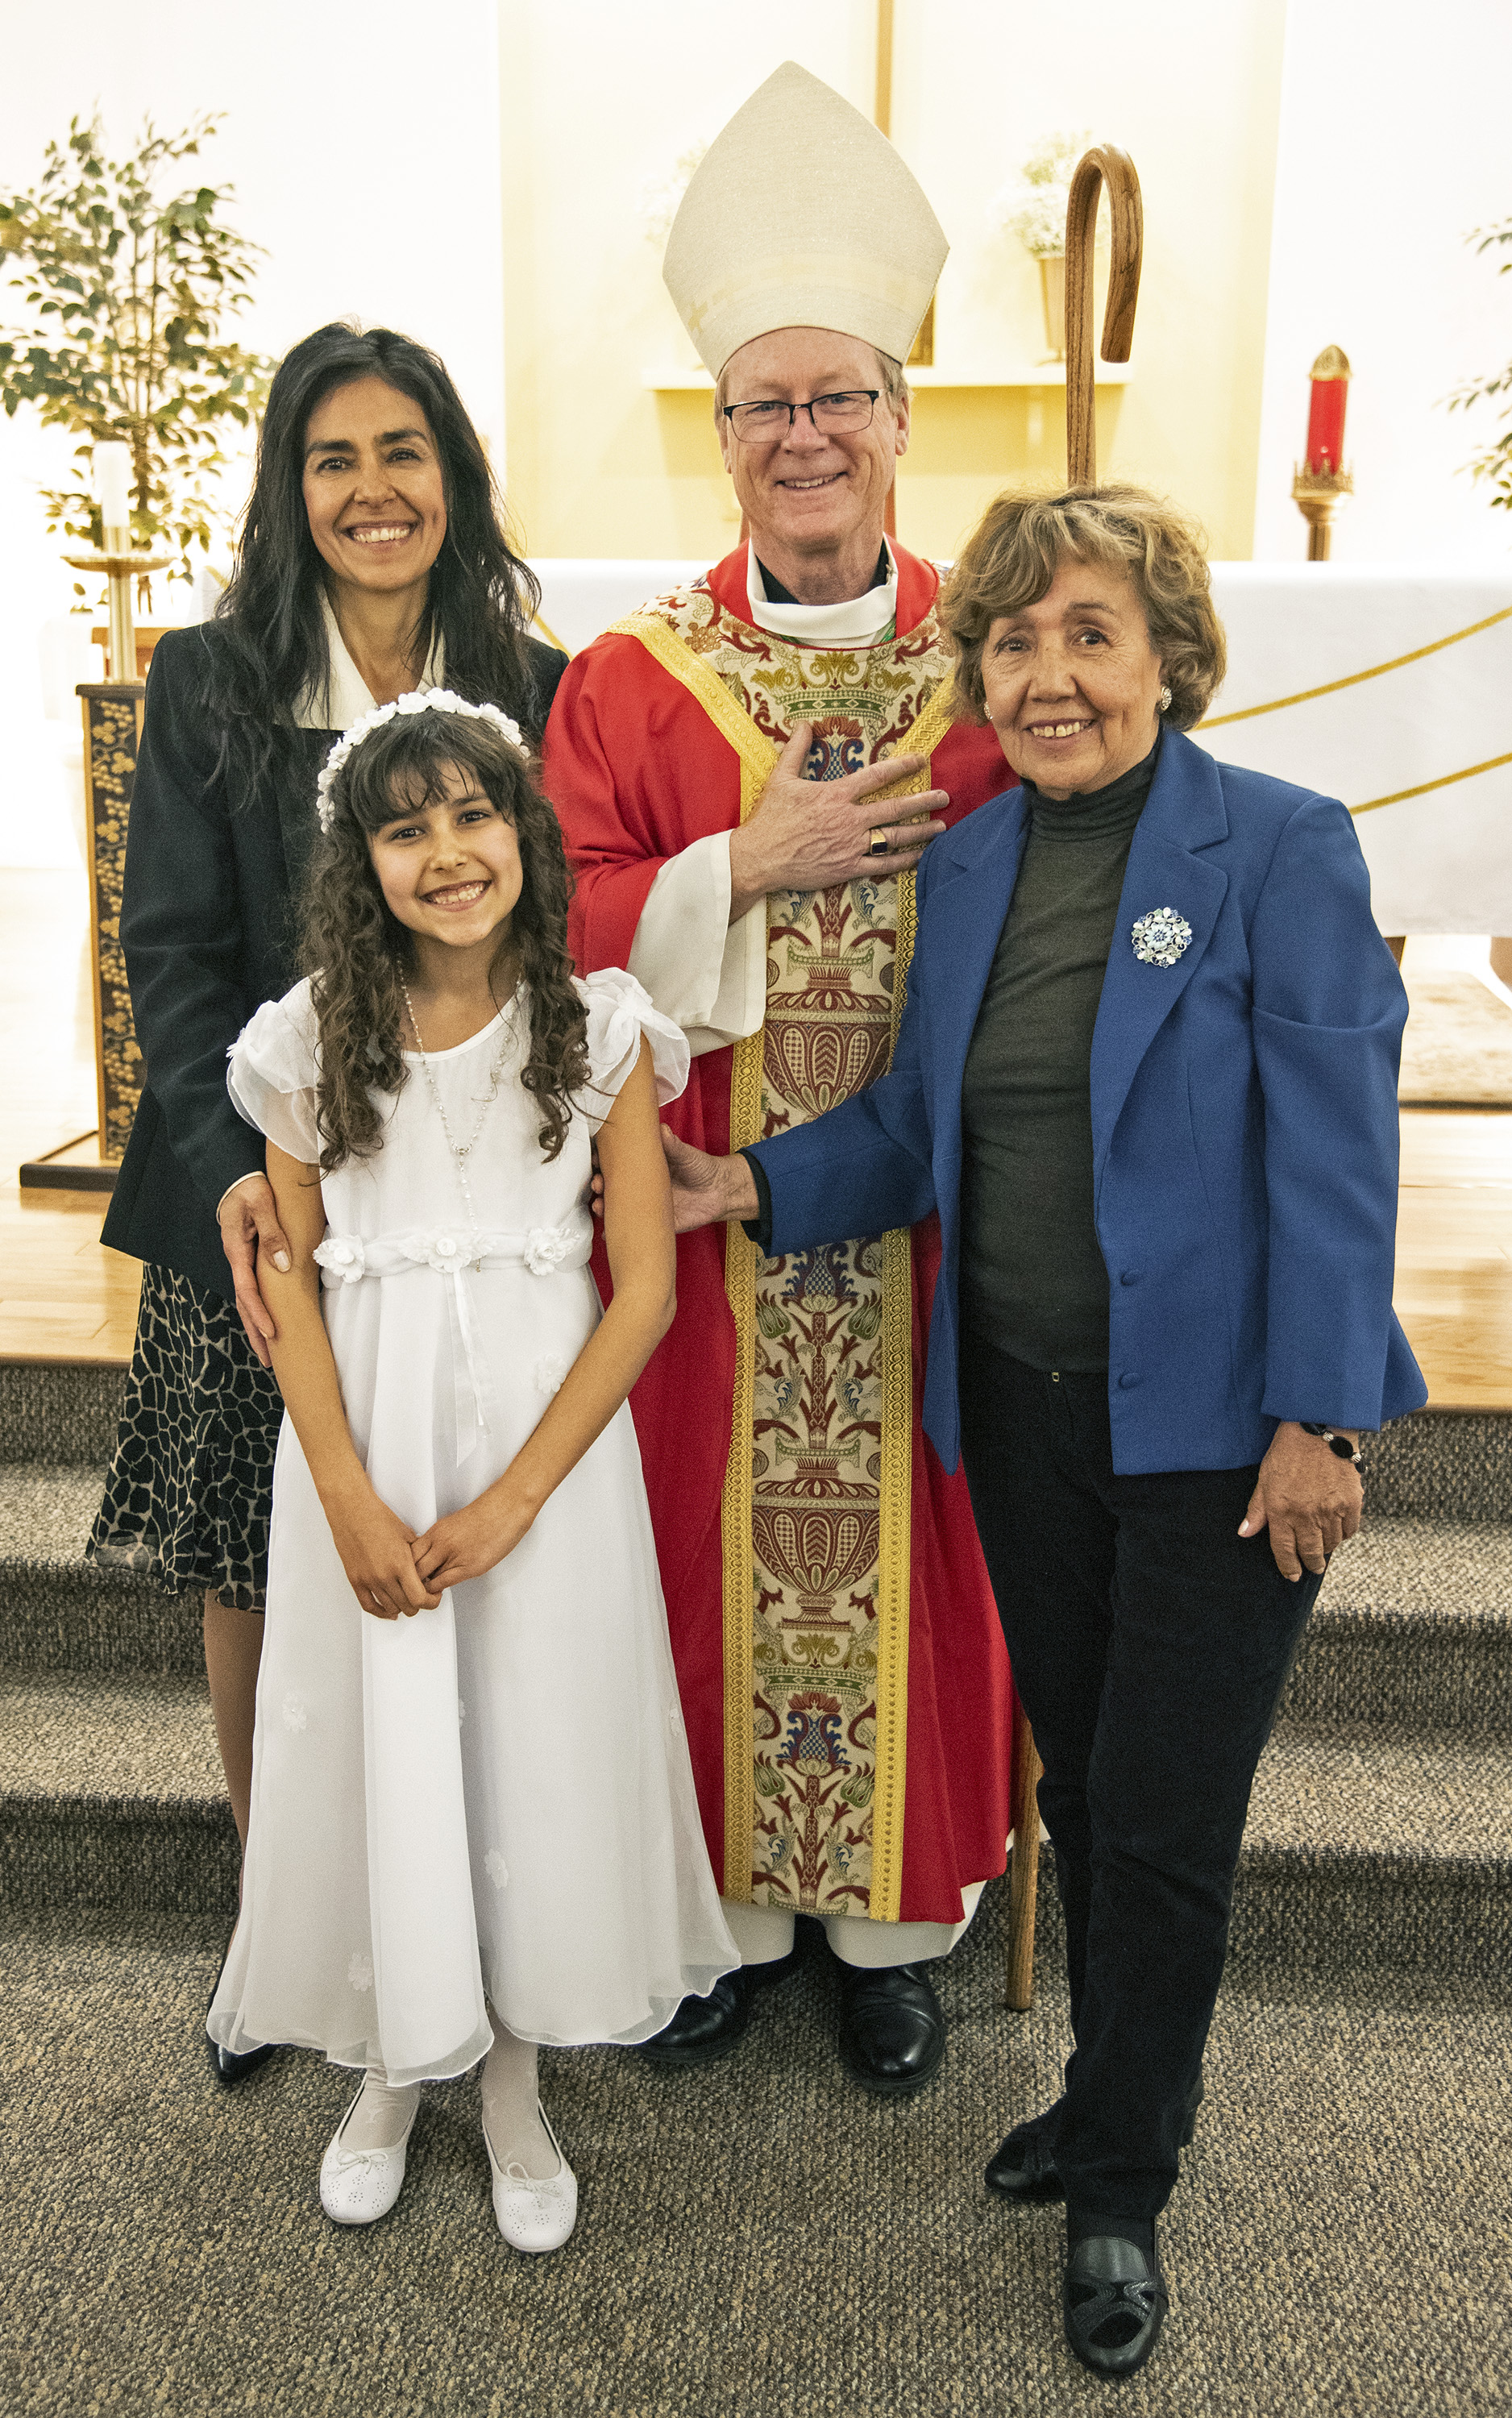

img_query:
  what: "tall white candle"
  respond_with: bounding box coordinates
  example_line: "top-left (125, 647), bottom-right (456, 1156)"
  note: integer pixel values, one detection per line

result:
top-left (93, 442), bottom-right (131, 534)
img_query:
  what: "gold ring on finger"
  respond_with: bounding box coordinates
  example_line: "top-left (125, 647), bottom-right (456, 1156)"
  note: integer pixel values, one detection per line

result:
top-left (866, 826), bottom-right (891, 859)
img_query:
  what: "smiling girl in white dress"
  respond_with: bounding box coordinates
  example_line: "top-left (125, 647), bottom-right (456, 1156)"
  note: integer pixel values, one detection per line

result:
top-left (208, 692), bottom-right (735, 2252)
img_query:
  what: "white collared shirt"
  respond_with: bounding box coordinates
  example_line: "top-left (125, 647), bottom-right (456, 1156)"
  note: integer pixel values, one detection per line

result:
top-left (291, 592), bottom-right (446, 732)
top-left (746, 538), bottom-right (899, 646)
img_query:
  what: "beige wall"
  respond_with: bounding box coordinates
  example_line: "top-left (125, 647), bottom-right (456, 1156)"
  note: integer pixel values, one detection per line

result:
top-left (499, 0), bottom-right (1287, 567)
top-left (1253, 0), bottom-right (1512, 564)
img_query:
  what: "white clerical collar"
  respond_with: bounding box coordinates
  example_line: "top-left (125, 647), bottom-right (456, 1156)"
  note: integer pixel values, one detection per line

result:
top-left (293, 592), bottom-right (446, 731)
top-left (746, 538), bottom-right (899, 646)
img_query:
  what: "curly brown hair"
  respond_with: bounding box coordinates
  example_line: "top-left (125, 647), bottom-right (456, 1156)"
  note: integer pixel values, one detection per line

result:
top-left (298, 710), bottom-right (588, 1174)
top-left (942, 484), bottom-right (1227, 731)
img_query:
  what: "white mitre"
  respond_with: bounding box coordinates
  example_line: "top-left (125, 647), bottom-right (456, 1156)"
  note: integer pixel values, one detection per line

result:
top-left (663, 60), bottom-right (948, 376)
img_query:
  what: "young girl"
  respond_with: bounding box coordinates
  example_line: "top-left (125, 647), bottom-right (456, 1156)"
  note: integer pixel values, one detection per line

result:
top-left (208, 692), bottom-right (735, 2250)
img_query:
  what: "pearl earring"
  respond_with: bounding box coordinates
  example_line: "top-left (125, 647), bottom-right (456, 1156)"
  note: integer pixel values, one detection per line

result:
top-left (1159, 683), bottom-right (1173, 713)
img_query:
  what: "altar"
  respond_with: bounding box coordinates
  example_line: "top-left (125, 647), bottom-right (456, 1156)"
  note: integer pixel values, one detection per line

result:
top-left (530, 558), bottom-right (1512, 936)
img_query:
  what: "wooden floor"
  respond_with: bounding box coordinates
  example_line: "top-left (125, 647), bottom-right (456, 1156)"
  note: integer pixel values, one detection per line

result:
top-left (2, 871), bottom-right (1510, 1407)
top-left (0, 870), bottom-right (141, 1365)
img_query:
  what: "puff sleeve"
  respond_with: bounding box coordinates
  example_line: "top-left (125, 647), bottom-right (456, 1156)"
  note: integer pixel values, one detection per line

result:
top-left (575, 967), bottom-right (691, 1134)
top-left (226, 980), bottom-right (323, 1165)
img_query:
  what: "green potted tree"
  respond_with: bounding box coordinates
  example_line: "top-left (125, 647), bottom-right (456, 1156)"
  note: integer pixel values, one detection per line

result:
top-left (1448, 213), bottom-right (1512, 513)
top-left (0, 110), bottom-right (274, 646)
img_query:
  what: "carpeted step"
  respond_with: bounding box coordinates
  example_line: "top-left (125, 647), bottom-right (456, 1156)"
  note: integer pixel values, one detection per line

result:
top-left (0, 1463), bottom-right (198, 1676)
top-left (1284, 1514), bottom-right (1512, 1730)
top-left (0, 1373), bottom-right (1506, 1516)
top-left (1227, 1718), bottom-right (1512, 1981)
top-left (0, 1360), bottom-right (127, 1465)
top-left (0, 1668), bottom-right (237, 1916)
top-left (4, 1674), bottom-right (1509, 1988)
top-left (10, 1467), bottom-right (1510, 1742)
top-left (1367, 1409), bottom-right (1512, 1519)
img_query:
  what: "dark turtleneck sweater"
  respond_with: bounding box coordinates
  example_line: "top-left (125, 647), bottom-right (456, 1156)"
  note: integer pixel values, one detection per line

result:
top-left (960, 737), bottom-right (1161, 1373)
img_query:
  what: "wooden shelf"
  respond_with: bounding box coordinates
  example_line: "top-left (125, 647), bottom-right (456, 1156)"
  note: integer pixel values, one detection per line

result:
top-left (642, 363), bottom-right (1133, 392)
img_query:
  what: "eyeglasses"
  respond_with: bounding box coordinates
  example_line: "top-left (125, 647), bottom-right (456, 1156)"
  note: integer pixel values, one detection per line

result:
top-left (721, 391), bottom-right (881, 443)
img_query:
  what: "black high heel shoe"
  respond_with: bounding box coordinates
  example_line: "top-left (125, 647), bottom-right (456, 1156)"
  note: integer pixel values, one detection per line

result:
top-left (205, 1934), bottom-right (277, 2088)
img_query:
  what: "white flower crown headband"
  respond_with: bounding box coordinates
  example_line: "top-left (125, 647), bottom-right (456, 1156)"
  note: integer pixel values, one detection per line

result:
top-left (316, 689), bottom-right (527, 836)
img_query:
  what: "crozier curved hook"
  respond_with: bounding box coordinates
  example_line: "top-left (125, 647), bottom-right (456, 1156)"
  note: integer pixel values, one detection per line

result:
top-left (1063, 146), bottom-right (1143, 488)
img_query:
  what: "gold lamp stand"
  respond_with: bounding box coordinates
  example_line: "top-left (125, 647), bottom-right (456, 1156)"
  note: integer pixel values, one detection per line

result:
top-left (1290, 466), bottom-right (1353, 563)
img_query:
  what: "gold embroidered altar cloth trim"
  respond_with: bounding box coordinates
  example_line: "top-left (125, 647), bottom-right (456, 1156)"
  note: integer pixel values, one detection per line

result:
top-left (614, 604), bottom-right (954, 1922)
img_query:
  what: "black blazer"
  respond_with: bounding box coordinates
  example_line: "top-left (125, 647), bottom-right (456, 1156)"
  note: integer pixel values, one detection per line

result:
top-left (102, 621), bottom-right (569, 1301)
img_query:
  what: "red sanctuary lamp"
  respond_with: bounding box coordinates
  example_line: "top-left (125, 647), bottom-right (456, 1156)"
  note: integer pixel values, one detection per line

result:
top-left (1291, 344), bottom-right (1353, 560)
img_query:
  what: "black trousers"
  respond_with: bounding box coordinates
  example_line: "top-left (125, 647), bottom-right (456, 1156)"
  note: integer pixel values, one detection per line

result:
top-left (958, 1336), bottom-right (1322, 2221)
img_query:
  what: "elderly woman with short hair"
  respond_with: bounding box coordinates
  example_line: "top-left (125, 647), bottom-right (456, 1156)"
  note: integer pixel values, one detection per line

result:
top-left (663, 484), bottom-right (1425, 2379)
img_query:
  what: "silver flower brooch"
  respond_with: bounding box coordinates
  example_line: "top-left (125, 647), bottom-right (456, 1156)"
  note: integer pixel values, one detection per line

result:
top-left (1131, 907), bottom-right (1192, 967)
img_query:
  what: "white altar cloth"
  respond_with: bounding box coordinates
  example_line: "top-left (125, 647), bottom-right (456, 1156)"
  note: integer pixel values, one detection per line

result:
top-left (530, 559), bottom-right (1512, 934)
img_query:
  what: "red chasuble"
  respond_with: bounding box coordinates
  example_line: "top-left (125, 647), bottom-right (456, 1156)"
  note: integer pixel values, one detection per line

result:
top-left (545, 542), bottom-right (1014, 1928)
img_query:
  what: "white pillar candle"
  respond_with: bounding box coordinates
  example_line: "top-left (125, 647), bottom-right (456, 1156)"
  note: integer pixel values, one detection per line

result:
top-left (93, 442), bottom-right (132, 534)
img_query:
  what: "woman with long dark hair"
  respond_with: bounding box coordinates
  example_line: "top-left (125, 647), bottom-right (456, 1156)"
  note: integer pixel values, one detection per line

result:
top-left (89, 323), bottom-right (567, 2082)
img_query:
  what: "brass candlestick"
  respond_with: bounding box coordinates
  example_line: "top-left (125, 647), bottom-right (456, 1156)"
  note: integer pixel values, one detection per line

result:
top-left (1290, 465), bottom-right (1353, 562)
top-left (62, 529), bottom-right (175, 679)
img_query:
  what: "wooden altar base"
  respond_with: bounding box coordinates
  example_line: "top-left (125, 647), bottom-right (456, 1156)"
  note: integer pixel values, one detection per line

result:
top-left (19, 1134), bottom-right (118, 1194)
top-left (2, 870), bottom-right (1510, 1405)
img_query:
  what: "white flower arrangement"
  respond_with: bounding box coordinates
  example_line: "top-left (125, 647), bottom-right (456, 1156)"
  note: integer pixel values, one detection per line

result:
top-left (637, 142), bottom-right (708, 247)
top-left (316, 689), bottom-right (526, 836)
top-left (989, 131), bottom-right (1094, 259)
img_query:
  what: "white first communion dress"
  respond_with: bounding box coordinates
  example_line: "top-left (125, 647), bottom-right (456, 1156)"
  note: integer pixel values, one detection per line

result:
top-left (207, 969), bottom-right (737, 2086)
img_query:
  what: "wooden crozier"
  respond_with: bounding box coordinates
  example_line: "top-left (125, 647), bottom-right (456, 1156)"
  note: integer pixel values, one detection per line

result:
top-left (1003, 145), bottom-right (1145, 2014)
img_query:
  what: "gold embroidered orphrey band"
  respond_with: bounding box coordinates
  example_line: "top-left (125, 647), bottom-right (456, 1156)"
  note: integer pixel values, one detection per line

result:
top-left (612, 609), bottom-right (955, 1920)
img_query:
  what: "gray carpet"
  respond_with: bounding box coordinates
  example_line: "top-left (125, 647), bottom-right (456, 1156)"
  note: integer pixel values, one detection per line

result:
top-left (3, 1356), bottom-right (1510, 2411)
top-left (0, 1901), bottom-right (1506, 2418)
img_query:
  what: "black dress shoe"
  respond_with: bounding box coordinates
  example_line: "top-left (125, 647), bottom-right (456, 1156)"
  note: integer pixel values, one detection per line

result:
top-left (986, 2101), bottom-right (1065, 2202)
top-left (987, 2076), bottom-right (1204, 2204)
top-left (205, 1943), bottom-right (277, 2090)
top-left (1063, 2232), bottom-right (1169, 2379)
top-left (836, 1960), bottom-right (945, 2095)
top-left (639, 1951), bottom-right (796, 2070)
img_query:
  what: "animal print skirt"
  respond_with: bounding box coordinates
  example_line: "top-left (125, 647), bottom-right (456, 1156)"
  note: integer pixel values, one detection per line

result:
top-left (88, 1263), bottom-right (284, 1612)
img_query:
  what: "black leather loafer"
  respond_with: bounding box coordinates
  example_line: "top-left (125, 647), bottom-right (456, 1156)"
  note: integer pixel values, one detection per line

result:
top-left (987, 2076), bottom-right (1204, 2204)
top-left (986, 2100), bottom-right (1065, 2202)
top-left (1064, 2233), bottom-right (1169, 2379)
top-left (639, 1951), bottom-right (796, 2070)
top-left (836, 1960), bottom-right (945, 2094)
top-left (205, 1951), bottom-right (277, 2090)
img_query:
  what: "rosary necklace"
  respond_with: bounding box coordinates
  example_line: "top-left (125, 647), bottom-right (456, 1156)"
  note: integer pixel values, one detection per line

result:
top-left (398, 967), bottom-right (514, 1229)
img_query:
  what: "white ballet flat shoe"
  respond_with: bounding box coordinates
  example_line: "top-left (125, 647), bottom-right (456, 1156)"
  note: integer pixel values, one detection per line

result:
top-left (483, 2101), bottom-right (578, 2254)
top-left (318, 2081), bottom-right (418, 2226)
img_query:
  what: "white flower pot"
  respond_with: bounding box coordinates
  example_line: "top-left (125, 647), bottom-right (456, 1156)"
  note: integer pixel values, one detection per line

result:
top-left (1038, 254), bottom-right (1065, 360)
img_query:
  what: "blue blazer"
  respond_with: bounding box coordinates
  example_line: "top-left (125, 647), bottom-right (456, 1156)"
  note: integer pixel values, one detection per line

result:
top-left (749, 728), bottom-right (1427, 1477)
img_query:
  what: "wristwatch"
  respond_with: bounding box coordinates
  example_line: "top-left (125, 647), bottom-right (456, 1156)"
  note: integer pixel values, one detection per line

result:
top-left (1299, 1422), bottom-right (1363, 1465)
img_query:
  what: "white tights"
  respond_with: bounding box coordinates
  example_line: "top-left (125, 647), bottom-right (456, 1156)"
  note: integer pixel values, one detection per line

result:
top-left (480, 2007), bottom-right (559, 2179)
top-left (339, 2011), bottom-right (558, 2179)
top-left (341, 2072), bottom-right (419, 2154)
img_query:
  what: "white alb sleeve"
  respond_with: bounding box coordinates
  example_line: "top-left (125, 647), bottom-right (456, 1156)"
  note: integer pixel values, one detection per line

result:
top-left (626, 833), bottom-right (766, 1062)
